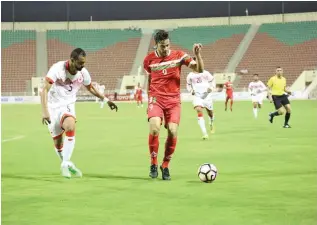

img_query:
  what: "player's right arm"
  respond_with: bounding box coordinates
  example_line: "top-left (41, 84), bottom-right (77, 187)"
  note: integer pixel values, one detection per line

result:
top-left (186, 74), bottom-right (194, 95)
top-left (40, 64), bottom-right (58, 125)
top-left (267, 77), bottom-right (273, 102)
top-left (143, 56), bottom-right (151, 95)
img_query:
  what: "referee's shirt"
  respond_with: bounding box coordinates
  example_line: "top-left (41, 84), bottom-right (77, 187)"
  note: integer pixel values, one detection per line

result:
top-left (267, 75), bottom-right (286, 96)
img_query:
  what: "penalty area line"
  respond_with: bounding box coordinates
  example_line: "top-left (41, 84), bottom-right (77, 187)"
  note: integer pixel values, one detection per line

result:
top-left (2, 135), bottom-right (25, 143)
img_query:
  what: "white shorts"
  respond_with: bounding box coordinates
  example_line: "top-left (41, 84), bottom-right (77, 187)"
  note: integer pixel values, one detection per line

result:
top-left (251, 94), bottom-right (264, 104)
top-left (48, 103), bottom-right (76, 139)
top-left (192, 94), bottom-right (214, 110)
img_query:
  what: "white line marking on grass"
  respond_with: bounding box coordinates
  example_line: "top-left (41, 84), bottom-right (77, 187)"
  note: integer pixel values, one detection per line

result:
top-left (2, 135), bottom-right (25, 143)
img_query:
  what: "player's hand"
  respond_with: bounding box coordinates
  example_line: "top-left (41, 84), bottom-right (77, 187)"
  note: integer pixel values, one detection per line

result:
top-left (42, 112), bottom-right (51, 125)
top-left (107, 101), bottom-right (118, 112)
top-left (193, 43), bottom-right (202, 55)
top-left (191, 90), bottom-right (195, 95)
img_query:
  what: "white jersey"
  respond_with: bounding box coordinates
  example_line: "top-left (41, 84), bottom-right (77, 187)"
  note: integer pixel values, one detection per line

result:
top-left (248, 81), bottom-right (266, 95)
top-left (186, 70), bottom-right (215, 99)
top-left (46, 61), bottom-right (91, 108)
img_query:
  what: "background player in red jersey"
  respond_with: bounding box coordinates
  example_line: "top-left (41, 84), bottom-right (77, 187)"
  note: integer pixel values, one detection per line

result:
top-left (224, 76), bottom-right (234, 111)
top-left (135, 83), bottom-right (143, 108)
top-left (143, 30), bottom-right (204, 180)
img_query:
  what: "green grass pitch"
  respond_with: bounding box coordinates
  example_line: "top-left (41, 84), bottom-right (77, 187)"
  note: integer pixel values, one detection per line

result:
top-left (2, 101), bottom-right (317, 225)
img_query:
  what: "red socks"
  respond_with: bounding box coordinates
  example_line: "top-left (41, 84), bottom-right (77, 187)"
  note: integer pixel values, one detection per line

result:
top-left (149, 134), bottom-right (177, 168)
top-left (148, 134), bottom-right (159, 165)
top-left (162, 136), bottom-right (177, 168)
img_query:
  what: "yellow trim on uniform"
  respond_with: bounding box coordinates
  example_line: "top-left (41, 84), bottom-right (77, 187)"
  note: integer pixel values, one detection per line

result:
top-left (267, 75), bottom-right (286, 96)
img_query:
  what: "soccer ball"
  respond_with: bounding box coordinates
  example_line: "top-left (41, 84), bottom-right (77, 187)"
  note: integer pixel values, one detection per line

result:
top-left (198, 163), bottom-right (218, 183)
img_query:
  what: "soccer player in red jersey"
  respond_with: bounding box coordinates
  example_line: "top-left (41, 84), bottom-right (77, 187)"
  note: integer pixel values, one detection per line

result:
top-left (135, 83), bottom-right (143, 108)
top-left (224, 76), bottom-right (234, 111)
top-left (143, 30), bottom-right (204, 180)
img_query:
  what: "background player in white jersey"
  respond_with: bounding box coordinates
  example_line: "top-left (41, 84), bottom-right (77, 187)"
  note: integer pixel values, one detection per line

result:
top-left (248, 74), bottom-right (267, 118)
top-left (186, 60), bottom-right (215, 140)
top-left (40, 48), bottom-right (118, 178)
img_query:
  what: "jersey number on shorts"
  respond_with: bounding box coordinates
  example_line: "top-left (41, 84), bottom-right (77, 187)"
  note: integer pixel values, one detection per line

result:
top-left (67, 105), bottom-right (71, 112)
top-left (162, 69), bottom-right (167, 75)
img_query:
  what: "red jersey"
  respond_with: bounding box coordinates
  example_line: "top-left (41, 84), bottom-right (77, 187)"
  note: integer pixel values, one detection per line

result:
top-left (143, 50), bottom-right (194, 101)
top-left (135, 88), bottom-right (142, 96)
top-left (224, 81), bottom-right (233, 94)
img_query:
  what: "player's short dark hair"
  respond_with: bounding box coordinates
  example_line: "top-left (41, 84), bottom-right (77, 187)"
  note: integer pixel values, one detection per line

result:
top-left (254, 73), bottom-right (259, 76)
top-left (70, 48), bottom-right (86, 60)
top-left (193, 56), bottom-right (196, 61)
top-left (154, 30), bottom-right (169, 44)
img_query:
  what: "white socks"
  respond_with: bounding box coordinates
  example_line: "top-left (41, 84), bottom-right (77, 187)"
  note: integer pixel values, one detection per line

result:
top-left (198, 117), bottom-right (207, 136)
top-left (100, 101), bottom-right (104, 108)
top-left (62, 134), bottom-right (75, 163)
top-left (253, 108), bottom-right (258, 118)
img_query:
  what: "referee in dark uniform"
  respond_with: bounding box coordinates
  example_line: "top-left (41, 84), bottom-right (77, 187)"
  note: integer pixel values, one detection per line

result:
top-left (267, 67), bottom-right (292, 128)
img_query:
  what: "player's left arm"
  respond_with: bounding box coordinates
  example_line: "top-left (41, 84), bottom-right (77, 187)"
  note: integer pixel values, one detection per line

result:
top-left (207, 72), bottom-right (215, 92)
top-left (283, 79), bottom-right (292, 95)
top-left (83, 69), bottom-right (118, 111)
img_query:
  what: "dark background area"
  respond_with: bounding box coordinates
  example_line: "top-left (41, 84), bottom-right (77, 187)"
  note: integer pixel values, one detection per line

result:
top-left (1, 1), bottom-right (317, 22)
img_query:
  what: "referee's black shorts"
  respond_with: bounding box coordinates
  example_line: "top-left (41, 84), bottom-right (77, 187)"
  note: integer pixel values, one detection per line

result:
top-left (272, 94), bottom-right (290, 109)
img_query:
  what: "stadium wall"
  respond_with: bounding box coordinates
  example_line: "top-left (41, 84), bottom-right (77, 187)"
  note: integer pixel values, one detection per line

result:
top-left (2, 12), bottom-right (317, 31)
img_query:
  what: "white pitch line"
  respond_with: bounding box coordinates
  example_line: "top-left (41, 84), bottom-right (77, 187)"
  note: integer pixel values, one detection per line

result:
top-left (2, 135), bottom-right (25, 143)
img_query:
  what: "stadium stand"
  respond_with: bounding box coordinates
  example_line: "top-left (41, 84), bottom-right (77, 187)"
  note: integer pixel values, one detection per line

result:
top-left (236, 21), bottom-right (317, 88)
top-left (47, 29), bottom-right (142, 90)
top-left (1, 30), bottom-right (36, 93)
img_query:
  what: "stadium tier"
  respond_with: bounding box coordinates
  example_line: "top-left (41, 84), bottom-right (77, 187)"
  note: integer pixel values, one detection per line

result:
top-left (148, 25), bottom-right (250, 90)
top-left (236, 21), bottom-right (317, 88)
top-left (47, 29), bottom-right (142, 90)
top-left (1, 30), bottom-right (36, 93)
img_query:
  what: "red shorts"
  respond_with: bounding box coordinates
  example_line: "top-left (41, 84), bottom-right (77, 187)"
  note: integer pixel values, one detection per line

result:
top-left (147, 97), bottom-right (181, 127)
top-left (226, 93), bottom-right (233, 99)
top-left (136, 95), bottom-right (142, 101)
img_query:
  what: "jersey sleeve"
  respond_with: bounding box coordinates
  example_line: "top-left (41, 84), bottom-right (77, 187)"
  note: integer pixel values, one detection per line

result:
top-left (143, 56), bottom-right (151, 75)
top-left (260, 81), bottom-right (267, 91)
top-left (45, 63), bottom-right (59, 84)
top-left (81, 68), bottom-right (92, 86)
top-left (180, 51), bottom-right (195, 67)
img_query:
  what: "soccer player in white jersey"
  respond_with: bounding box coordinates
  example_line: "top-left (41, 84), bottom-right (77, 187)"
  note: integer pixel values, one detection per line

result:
top-left (186, 61), bottom-right (215, 140)
top-left (40, 48), bottom-right (118, 178)
top-left (248, 74), bottom-right (267, 118)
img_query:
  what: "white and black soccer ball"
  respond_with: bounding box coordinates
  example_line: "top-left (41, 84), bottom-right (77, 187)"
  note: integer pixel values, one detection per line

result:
top-left (198, 163), bottom-right (218, 183)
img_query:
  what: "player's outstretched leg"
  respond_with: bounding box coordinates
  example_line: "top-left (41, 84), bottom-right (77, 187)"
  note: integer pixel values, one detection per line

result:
top-left (148, 117), bottom-right (161, 178)
top-left (269, 108), bottom-right (283, 124)
top-left (206, 109), bottom-right (215, 134)
top-left (60, 116), bottom-right (82, 178)
top-left (252, 102), bottom-right (258, 118)
top-left (196, 107), bottom-right (208, 139)
top-left (161, 123), bottom-right (178, 180)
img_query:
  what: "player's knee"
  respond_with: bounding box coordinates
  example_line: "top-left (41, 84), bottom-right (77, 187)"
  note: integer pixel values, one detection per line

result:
top-left (277, 108), bottom-right (285, 115)
top-left (62, 117), bottom-right (76, 132)
top-left (167, 124), bottom-right (178, 137)
top-left (149, 117), bottom-right (161, 135)
top-left (195, 107), bottom-right (203, 113)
